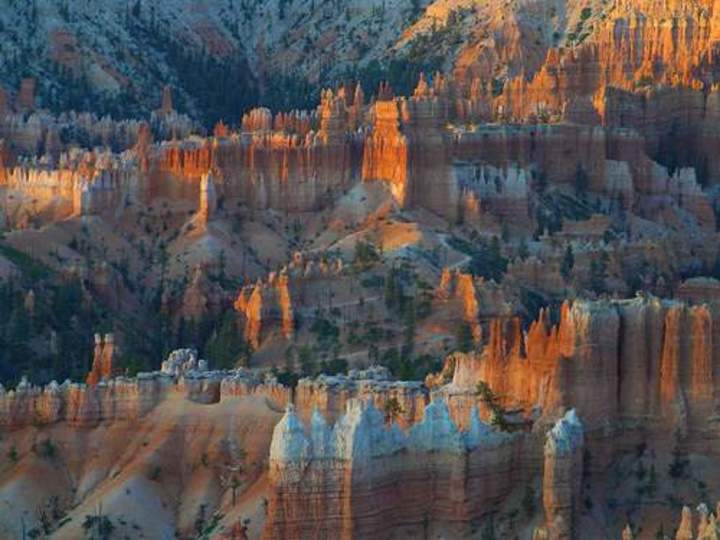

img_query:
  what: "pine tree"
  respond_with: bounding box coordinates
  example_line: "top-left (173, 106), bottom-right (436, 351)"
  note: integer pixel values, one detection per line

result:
top-left (455, 322), bottom-right (474, 353)
top-left (518, 238), bottom-right (529, 261)
top-left (560, 244), bottom-right (575, 282)
top-left (384, 268), bottom-right (398, 311)
top-left (298, 346), bottom-right (315, 376)
top-left (204, 313), bottom-right (251, 369)
top-left (589, 251), bottom-right (609, 294)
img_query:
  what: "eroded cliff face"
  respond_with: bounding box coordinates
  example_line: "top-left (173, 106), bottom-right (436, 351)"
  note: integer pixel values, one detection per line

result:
top-left (0, 353), bottom-right (289, 430)
top-left (294, 366), bottom-right (428, 428)
top-left (491, 0), bottom-right (720, 182)
top-left (432, 296), bottom-right (719, 431)
top-left (264, 397), bottom-right (525, 540)
top-left (541, 410), bottom-right (585, 540)
top-left (7, 294), bottom-right (720, 538)
top-left (362, 99), bottom-right (409, 205)
top-left (233, 255), bottom-right (345, 348)
top-left (3, 74), bottom-right (718, 235)
top-left (86, 333), bottom-right (116, 386)
top-left (154, 89), bottom-right (361, 214)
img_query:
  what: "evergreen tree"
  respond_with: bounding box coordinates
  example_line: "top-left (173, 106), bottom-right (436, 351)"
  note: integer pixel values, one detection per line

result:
top-left (384, 268), bottom-right (399, 311)
top-left (298, 345), bottom-right (315, 377)
top-left (517, 238), bottom-right (529, 261)
top-left (560, 244), bottom-right (575, 282)
top-left (455, 322), bottom-right (474, 353)
top-left (574, 163), bottom-right (589, 197)
top-left (589, 251), bottom-right (609, 294)
top-left (203, 312), bottom-right (251, 369)
top-left (383, 397), bottom-right (404, 424)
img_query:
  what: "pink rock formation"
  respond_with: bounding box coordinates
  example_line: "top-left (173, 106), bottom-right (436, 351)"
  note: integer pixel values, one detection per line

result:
top-left (1, 355), bottom-right (289, 429)
top-left (362, 100), bottom-right (408, 204)
top-left (264, 397), bottom-right (524, 539)
top-left (294, 366), bottom-right (427, 428)
top-left (196, 172), bottom-right (217, 227)
top-left (426, 295), bottom-right (720, 433)
top-left (542, 410), bottom-right (584, 540)
top-left (435, 268), bottom-right (510, 344)
top-left (181, 264), bottom-right (225, 322)
top-left (234, 271), bottom-right (294, 348)
top-left (86, 333), bottom-right (116, 386)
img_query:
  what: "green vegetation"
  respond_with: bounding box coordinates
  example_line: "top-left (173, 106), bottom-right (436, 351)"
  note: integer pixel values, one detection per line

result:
top-left (148, 465), bottom-right (162, 482)
top-left (476, 381), bottom-right (510, 431)
top-left (522, 484), bottom-right (536, 517)
top-left (82, 513), bottom-right (114, 540)
top-left (588, 251), bottom-right (609, 294)
top-left (383, 397), bottom-right (405, 424)
top-left (7, 445), bottom-right (18, 463)
top-left (560, 244), bottom-right (575, 282)
top-left (574, 163), bottom-right (589, 197)
top-left (353, 240), bottom-right (380, 269)
top-left (455, 322), bottom-right (474, 353)
top-left (34, 438), bottom-right (57, 460)
top-left (203, 312), bottom-right (252, 369)
top-left (0, 244), bottom-right (51, 281)
top-left (449, 235), bottom-right (508, 282)
top-left (668, 446), bottom-right (690, 479)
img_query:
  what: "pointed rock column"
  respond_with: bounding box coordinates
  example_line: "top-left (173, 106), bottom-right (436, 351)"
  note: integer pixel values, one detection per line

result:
top-left (542, 410), bottom-right (584, 540)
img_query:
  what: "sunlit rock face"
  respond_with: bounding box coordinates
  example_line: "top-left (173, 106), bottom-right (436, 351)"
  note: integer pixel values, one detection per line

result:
top-left (86, 333), bottom-right (116, 386)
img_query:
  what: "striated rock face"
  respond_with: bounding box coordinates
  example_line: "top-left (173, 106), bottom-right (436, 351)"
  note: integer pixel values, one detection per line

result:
top-left (157, 90), bottom-right (359, 214)
top-left (234, 271), bottom-right (294, 349)
top-left (542, 410), bottom-right (584, 540)
top-left (86, 333), bottom-right (116, 386)
top-left (456, 162), bottom-right (531, 226)
top-left (362, 99), bottom-right (408, 205)
top-left (294, 366), bottom-right (428, 428)
top-left (195, 171), bottom-right (217, 227)
top-left (264, 397), bottom-right (522, 540)
top-left (429, 295), bottom-right (720, 431)
top-left (402, 86), bottom-right (456, 221)
top-left (435, 268), bottom-right (510, 344)
top-left (489, 0), bottom-right (720, 186)
top-left (233, 256), bottom-right (344, 348)
top-left (0, 363), bottom-right (289, 429)
top-left (0, 374), bottom-right (173, 428)
top-left (0, 149), bottom-right (138, 225)
top-left (3, 76), bottom-right (716, 232)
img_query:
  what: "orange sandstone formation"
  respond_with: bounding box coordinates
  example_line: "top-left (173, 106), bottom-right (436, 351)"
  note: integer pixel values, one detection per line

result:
top-left (86, 333), bottom-right (116, 386)
top-left (234, 271), bottom-right (294, 348)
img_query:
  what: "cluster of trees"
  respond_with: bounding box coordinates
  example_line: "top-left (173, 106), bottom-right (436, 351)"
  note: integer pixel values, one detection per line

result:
top-left (0, 238), bottom-right (256, 387)
top-left (449, 236), bottom-right (508, 282)
top-left (0, 274), bottom-right (101, 388)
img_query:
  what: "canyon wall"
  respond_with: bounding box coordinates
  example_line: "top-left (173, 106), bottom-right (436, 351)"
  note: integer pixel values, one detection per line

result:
top-left (439, 296), bottom-right (719, 432)
top-left (5, 295), bottom-right (720, 538)
top-left (0, 358), bottom-right (289, 430)
top-left (2, 79), bottom-right (716, 229)
top-left (264, 397), bottom-right (532, 540)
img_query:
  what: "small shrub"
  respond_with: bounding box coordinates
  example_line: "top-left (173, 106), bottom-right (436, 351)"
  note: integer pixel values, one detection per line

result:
top-left (148, 465), bottom-right (162, 481)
